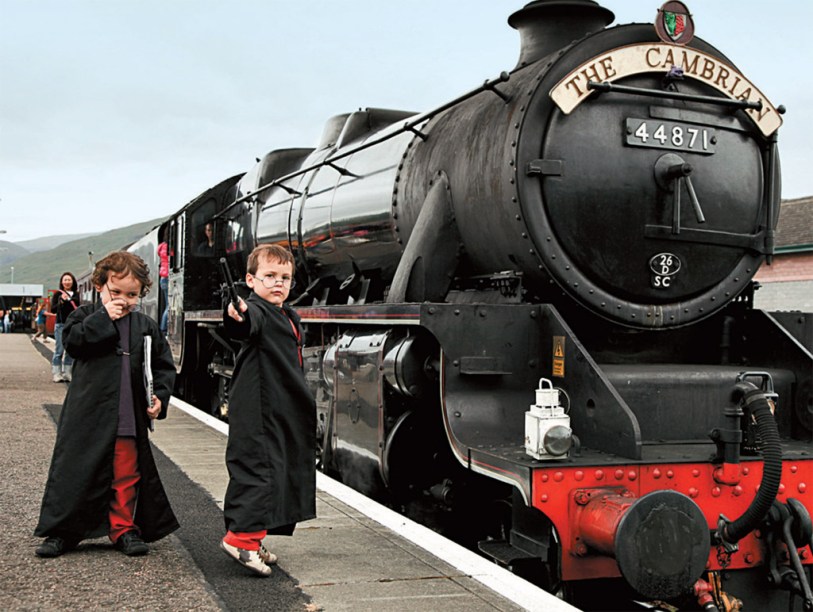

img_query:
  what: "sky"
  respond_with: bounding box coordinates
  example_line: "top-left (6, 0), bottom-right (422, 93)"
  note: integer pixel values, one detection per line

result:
top-left (1, 0), bottom-right (811, 242)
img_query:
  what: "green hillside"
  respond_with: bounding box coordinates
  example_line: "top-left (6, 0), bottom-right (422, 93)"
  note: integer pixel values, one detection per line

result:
top-left (5, 218), bottom-right (165, 292)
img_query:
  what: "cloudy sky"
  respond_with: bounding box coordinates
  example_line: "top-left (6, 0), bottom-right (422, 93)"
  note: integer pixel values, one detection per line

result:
top-left (1, 0), bottom-right (810, 242)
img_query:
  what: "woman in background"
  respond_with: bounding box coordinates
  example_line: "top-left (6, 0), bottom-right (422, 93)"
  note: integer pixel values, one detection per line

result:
top-left (158, 230), bottom-right (169, 334)
top-left (50, 272), bottom-right (80, 382)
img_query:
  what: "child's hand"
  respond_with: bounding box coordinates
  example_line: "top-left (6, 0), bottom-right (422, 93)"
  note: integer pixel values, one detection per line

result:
top-left (227, 297), bottom-right (247, 322)
top-left (104, 298), bottom-right (129, 321)
top-left (147, 395), bottom-right (161, 420)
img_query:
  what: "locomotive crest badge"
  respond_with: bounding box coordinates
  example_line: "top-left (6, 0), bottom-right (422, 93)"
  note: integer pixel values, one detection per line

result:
top-left (655, 1), bottom-right (695, 45)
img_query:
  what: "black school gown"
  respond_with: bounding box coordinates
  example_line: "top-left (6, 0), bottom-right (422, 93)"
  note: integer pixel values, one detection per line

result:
top-left (223, 294), bottom-right (316, 535)
top-left (35, 303), bottom-right (179, 543)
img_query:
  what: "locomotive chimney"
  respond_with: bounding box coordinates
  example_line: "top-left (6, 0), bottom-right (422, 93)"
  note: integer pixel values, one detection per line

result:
top-left (509, 0), bottom-right (614, 68)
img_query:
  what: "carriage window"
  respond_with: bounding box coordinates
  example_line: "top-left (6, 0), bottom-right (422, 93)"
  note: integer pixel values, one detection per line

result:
top-left (174, 215), bottom-right (185, 270)
top-left (225, 210), bottom-right (248, 254)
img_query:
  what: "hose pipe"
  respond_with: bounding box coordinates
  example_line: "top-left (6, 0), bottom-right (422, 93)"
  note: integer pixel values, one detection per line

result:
top-left (719, 384), bottom-right (783, 546)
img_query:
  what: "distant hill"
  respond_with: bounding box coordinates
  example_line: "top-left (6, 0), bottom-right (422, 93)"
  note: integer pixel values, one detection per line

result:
top-left (15, 232), bottom-right (101, 254)
top-left (0, 241), bottom-right (31, 268)
top-left (5, 218), bottom-right (166, 292)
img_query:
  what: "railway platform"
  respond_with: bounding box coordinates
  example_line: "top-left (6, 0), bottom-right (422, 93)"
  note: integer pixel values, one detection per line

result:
top-left (1, 333), bottom-right (576, 612)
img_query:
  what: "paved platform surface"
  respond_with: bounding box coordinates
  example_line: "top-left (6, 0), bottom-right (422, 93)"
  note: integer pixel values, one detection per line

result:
top-left (1, 333), bottom-right (571, 611)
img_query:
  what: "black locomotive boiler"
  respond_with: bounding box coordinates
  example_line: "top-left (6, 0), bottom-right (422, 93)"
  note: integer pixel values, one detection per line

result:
top-left (133, 1), bottom-right (812, 609)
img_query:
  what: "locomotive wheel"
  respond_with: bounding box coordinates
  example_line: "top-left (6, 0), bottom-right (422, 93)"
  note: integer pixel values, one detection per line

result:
top-left (209, 375), bottom-right (228, 421)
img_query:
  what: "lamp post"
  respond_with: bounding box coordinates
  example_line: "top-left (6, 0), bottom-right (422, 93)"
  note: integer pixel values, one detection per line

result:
top-left (10, 266), bottom-right (13, 283)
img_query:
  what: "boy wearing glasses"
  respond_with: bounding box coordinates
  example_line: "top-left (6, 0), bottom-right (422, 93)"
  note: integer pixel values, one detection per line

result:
top-left (219, 244), bottom-right (316, 576)
top-left (35, 251), bottom-right (178, 558)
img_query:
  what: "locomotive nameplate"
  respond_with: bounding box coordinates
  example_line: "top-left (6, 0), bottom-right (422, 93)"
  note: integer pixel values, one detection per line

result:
top-left (550, 43), bottom-right (782, 137)
top-left (625, 118), bottom-right (715, 155)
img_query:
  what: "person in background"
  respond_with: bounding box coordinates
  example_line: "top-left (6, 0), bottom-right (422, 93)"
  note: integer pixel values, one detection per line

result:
top-left (3, 310), bottom-right (10, 333)
top-left (50, 272), bottom-right (80, 382)
top-left (196, 222), bottom-right (215, 257)
top-left (219, 244), bottom-right (315, 577)
top-left (158, 231), bottom-right (169, 334)
top-left (34, 251), bottom-right (178, 558)
top-left (32, 303), bottom-right (49, 342)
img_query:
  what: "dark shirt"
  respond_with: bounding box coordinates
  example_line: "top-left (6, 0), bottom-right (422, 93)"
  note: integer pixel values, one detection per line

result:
top-left (115, 316), bottom-right (136, 437)
top-left (50, 290), bottom-right (80, 324)
top-left (196, 241), bottom-right (214, 257)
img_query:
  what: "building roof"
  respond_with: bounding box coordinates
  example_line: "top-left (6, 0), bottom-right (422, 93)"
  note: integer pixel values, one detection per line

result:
top-left (0, 284), bottom-right (44, 297)
top-left (775, 196), bottom-right (813, 249)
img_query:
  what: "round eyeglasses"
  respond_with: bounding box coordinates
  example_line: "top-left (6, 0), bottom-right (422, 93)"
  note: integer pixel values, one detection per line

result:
top-left (254, 274), bottom-right (296, 289)
top-left (104, 284), bottom-right (142, 312)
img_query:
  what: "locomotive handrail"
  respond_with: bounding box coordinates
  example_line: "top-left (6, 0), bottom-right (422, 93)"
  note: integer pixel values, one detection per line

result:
top-left (587, 80), bottom-right (764, 111)
top-left (213, 71), bottom-right (512, 220)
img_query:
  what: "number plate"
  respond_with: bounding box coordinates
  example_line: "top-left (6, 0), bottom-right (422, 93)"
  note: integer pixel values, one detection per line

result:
top-left (625, 118), bottom-right (716, 155)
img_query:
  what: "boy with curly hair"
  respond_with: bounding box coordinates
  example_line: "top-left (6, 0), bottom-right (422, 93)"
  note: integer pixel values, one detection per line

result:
top-left (35, 251), bottom-right (178, 557)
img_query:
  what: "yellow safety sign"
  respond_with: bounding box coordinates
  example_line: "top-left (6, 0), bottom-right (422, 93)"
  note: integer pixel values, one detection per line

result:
top-left (553, 336), bottom-right (565, 377)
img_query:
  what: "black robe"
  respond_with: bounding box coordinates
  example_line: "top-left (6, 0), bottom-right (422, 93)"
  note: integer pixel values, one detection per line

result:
top-left (223, 294), bottom-right (316, 534)
top-left (35, 302), bottom-right (179, 543)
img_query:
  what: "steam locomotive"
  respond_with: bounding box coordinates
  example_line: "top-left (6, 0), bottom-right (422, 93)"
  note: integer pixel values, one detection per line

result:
top-left (114, 1), bottom-right (812, 609)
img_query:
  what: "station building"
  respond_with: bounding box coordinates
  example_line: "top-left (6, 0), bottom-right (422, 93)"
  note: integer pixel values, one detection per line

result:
top-left (0, 283), bottom-right (45, 331)
top-left (754, 196), bottom-right (813, 312)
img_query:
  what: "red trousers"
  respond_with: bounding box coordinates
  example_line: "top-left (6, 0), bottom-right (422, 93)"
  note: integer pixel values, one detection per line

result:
top-left (223, 529), bottom-right (267, 551)
top-left (109, 437), bottom-right (140, 543)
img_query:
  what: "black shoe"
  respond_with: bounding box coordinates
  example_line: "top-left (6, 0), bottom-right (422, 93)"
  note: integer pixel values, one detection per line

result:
top-left (115, 531), bottom-right (148, 556)
top-left (35, 536), bottom-right (78, 558)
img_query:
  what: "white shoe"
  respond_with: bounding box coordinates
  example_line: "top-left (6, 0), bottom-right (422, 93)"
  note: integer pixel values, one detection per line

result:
top-left (258, 542), bottom-right (278, 565)
top-left (62, 372), bottom-right (72, 382)
top-left (219, 540), bottom-right (272, 576)
top-left (53, 374), bottom-right (63, 383)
